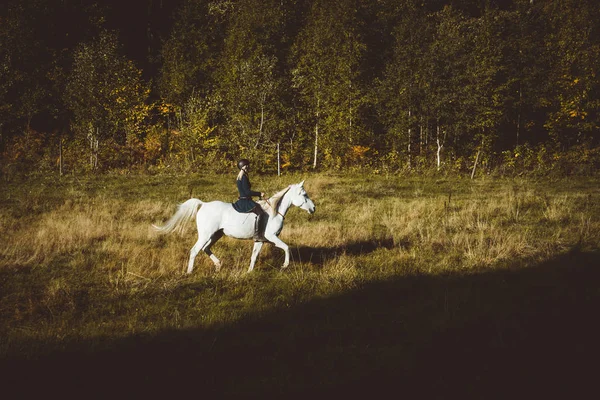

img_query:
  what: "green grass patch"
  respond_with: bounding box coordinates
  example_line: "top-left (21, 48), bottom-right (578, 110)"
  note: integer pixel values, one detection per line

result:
top-left (1, 173), bottom-right (599, 396)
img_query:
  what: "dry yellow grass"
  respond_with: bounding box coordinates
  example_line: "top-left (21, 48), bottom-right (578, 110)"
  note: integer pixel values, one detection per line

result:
top-left (0, 173), bottom-right (598, 343)
top-left (1, 173), bottom-right (599, 398)
top-left (2, 175), bottom-right (598, 279)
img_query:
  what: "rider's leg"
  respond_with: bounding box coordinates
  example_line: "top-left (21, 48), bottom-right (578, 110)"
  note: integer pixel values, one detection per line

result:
top-left (251, 205), bottom-right (266, 238)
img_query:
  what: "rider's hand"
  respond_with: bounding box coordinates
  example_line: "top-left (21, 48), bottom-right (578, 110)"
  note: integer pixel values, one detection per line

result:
top-left (260, 192), bottom-right (265, 199)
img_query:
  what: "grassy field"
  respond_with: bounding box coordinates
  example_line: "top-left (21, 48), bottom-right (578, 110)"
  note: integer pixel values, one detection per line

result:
top-left (1, 172), bottom-right (599, 397)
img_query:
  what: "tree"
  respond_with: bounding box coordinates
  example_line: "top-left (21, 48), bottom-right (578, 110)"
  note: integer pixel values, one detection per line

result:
top-left (418, 5), bottom-right (506, 170)
top-left (0, 1), bottom-right (55, 137)
top-left (65, 31), bottom-right (150, 170)
top-left (423, 6), bottom-right (471, 169)
top-left (158, 0), bottom-right (229, 107)
top-left (499, 0), bottom-right (554, 149)
top-left (0, 2), bottom-right (28, 143)
top-left (291, 0), bottom-right (366, 169)
top-left (377, 3), bottom-right (431, 169)
top-left (170, 93), bottom-right (217, 168)
top-left (542, 0), bottom-right (600, 148)
top-left (215, 0), bottom-right (288, 165)
top-left (461, 7), bottom-right (507, 164)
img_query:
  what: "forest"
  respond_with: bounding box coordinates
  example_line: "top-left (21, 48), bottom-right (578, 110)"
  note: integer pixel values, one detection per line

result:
top-left (2, 2), bottom-right (600, 394)
top-left (1, 0), bottom-right (599, 175)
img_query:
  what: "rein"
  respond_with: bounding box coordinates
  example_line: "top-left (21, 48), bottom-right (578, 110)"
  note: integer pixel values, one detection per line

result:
top-left (263, 186), bottom-right (291, 219)
top-left (264, 197), bottom-right (285, 219)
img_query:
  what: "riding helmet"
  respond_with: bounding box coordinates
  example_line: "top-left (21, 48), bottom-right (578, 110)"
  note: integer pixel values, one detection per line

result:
top-left (237, 159), bottom-right (250, 170)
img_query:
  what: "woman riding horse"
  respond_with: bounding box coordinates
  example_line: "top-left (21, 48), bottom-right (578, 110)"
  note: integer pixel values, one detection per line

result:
top-left (232, 159), bottom-right (266, 238)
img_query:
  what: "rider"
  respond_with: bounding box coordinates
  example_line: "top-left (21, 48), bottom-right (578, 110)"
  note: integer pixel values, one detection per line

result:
top-left (232, 159), bottom-right (267, 238)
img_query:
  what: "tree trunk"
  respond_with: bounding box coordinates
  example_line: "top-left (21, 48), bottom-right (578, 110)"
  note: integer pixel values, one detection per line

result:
top-left (313, 120), bottom-right (319, 169)
top-left (313, 99), bottom-right (320, 169)
top-left (90, 127), bottom-right (99, 170)
top-left (471, 149), bottom-right (481, 179)
top-left (277, 142), bottom-right (281, 176)
top-left (59, 138), bottom-right (63, 176)
top-left (517, 81), bottom-right (522, 146)
top-left (436, 123), bottom-right (443, 170)
top-left (419, 118), bottom-right (423, 156)
top-left (256, 101), bottom-right (265, 149)
top-left (407, 109), bottom-right (412, 169)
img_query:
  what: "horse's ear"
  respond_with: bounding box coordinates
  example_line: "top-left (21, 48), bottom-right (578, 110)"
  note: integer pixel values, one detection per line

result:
top-left (299, 180), bottom-right (305, 187)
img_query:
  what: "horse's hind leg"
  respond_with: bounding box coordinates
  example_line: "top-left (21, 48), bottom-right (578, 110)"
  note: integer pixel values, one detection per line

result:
top-left (188, 229), bottom-right (224, 274)
top-left (187, 238), bottom-right (204, 274)
top-left (188, 235), bottom-right (209, 274)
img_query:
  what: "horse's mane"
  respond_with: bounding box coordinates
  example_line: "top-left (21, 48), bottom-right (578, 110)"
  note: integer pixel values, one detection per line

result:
top-left (257, 185), bottom-right (291, 217)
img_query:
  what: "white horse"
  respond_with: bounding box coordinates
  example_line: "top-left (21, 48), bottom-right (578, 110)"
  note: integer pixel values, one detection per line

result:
top-left (153, 181), bottom-right (315, 273)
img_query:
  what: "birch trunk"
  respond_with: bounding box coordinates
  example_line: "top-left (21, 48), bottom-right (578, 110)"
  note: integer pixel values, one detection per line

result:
top-left (419, 118), bottom-right (423, 155)
top-left (407, 109), bottom-right (412, 168)
top-left (436, 123), bottom-right (443, 170)
top-left (59, 138), bottom-right (63, 176)
top-left (255, 100), bottom-right (265, 149)
top-left (313, 121), bottom-right (319, 169)
top-left (277, 142), bottom-right (281, 176)
top-left (471, 150), bottom-right (481, 179)
top-left (517, 81), bottom-right (522, 146)
top-left (88, 126), bottom-right (99, 170)
top-left (313, 98), bottom-right (320, 169)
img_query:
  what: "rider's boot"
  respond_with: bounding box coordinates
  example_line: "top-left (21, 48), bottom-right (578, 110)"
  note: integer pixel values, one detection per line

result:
top-left (252, 206), bottom-right (266, 240)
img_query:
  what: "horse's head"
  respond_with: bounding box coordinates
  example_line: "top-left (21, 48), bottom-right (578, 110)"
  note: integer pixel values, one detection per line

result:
top-left (290, 180), bottom-right (315, 214)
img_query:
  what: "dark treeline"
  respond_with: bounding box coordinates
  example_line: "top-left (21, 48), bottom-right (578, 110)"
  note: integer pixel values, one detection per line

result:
top-left (1, 0), bottom-right (599, 175)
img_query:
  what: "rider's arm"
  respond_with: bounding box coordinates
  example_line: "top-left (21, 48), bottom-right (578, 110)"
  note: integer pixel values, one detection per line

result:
top-left (239, 175), bottom-right (261, 198)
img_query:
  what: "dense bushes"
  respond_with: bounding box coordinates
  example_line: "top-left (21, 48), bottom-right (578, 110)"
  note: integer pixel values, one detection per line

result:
top-left (1, 0), bottom-right (599, 177)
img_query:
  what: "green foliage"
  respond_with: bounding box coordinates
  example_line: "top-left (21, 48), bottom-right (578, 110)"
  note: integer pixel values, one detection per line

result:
top-left (0, 1), bottom-right (55, 132)
top-left (497, 142), bottom-right (600, 176)
top-left (1, 129), bottom-right (49, 177)
top-left (158, 0), bottom-right (227, 106)
top-left (542, 0), bottom-right (600, 147)
top-left (168, 94), bottom-right (225, 171)
top-left (212, 0), bottom-right (291, 168)
top-left (1, 0), bottom-right (600, 175)
top-left (64, 31), bottom-right (150, 170)
top-left (65, 31), bottom-right (150, 143)
top-left (376, 4), bottom-right (430, 162)
top-left (291, 0), bottom-right (368, 168)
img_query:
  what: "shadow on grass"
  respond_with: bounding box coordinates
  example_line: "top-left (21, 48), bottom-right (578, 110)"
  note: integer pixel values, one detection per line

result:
top-left (2, 250), bottom-right (599, 399)
top-left (292, 238), bottom-right (396, 265)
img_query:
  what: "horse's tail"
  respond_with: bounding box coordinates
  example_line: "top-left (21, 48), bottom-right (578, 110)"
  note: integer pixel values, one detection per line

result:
top-left (153, 198), bottom-right (204, 235)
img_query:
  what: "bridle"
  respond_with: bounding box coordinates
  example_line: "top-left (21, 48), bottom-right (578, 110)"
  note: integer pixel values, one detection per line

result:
top-left (264, 197), bottom-right (286, 219)
top-left (297, 194), bottom-right (309, 208)
top-left (262, 186), bottom-right (308, 219)
top-left (263, 188), bottom-right (290, 219)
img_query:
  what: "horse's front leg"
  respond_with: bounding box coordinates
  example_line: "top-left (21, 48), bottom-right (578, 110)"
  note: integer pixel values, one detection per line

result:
top-left (248, 241), bottom-right (264, 273)
top-left (264, 234), bottom-right (290, 269)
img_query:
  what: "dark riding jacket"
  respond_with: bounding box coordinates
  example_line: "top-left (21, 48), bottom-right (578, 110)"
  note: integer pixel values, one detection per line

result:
top-left (233, 173), bottom-right (261, 213)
